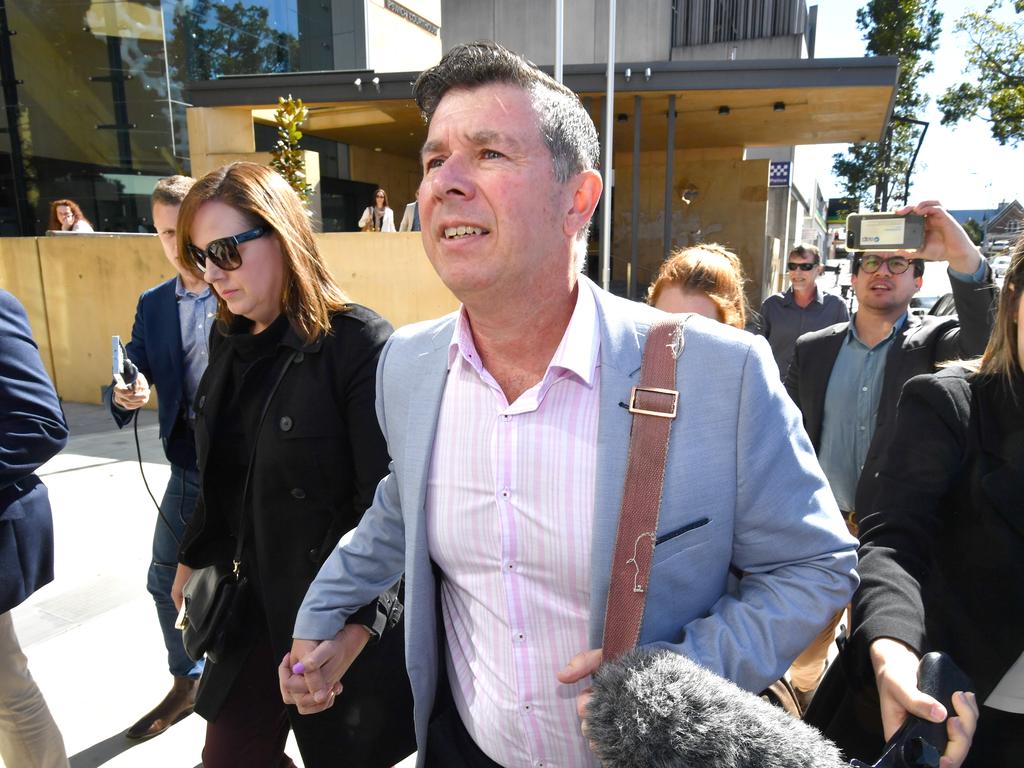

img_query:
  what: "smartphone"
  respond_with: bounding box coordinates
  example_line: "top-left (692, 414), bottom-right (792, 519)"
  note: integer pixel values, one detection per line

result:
top-left (846, 212), bottom-right (926, 252)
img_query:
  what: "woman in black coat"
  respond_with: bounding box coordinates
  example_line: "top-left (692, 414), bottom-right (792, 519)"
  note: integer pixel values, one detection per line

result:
top-left (170, 162), bottom-right (413, 767)
top-left (845, 243), bottom-right (1024, 767)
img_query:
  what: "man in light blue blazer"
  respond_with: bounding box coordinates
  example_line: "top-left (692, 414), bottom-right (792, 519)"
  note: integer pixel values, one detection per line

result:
top-left (283, 42), bottom-right (857, 766)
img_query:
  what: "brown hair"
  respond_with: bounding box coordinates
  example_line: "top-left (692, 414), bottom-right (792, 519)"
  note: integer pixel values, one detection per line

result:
top-left (47, 199), bottom-right (90, 231)
top-left (152, 175), bottom-right (196, 207)
top-left (976, 240), bottom-right (1023, 381)
top-left (178, 162), bottom-right (348, 343)
top-left (789, 243), bottom-right (820, 264)
top-left (647, 244), bottom-right (748, 329)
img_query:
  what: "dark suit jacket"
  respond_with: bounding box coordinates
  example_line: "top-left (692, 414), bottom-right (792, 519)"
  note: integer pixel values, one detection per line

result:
top-left (817, 368), bottom-right (1024, 763)
top-left (178, 307), bottom-right (414, 764)
top-left (785, 268), bottom-right (996, 514)
top-left (103, 277), bottom-right (196, 469)
top-left (0, 290), bottom-right (69, 613)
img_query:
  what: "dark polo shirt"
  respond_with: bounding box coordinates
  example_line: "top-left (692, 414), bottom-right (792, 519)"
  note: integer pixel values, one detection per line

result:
top-left (760, 287), bottom-right (849, 378)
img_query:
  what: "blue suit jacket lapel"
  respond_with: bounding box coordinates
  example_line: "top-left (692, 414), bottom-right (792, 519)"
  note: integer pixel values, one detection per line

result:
top-left (402, 318), bottom-right (455, 569)
top-left (586, 278), bottom-right (644, 649)
top-left (156, 279), bottom-right (185, 395)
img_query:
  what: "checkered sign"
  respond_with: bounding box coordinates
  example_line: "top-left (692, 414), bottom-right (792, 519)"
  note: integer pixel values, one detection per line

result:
top-left (769, 161), bottom-right (791, 188)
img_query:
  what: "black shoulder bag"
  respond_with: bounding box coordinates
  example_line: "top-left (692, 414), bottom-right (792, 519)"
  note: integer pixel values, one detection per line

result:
top-left (178, 350), bottom-right (297, 664)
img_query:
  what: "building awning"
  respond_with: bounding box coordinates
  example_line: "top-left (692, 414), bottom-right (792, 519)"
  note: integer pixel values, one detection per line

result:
top-left (185, 56), bottom-right (898, 157)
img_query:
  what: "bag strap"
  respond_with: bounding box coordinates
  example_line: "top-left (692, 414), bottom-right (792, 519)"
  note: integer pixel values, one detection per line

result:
top-left (229, 348), bottom-right (299, 578)
top-left (601, 317), bottom-right (685, 661)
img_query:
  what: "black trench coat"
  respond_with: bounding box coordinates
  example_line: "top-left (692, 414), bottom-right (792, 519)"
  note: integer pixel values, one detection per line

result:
top-left (179, 304), bottom-right (414, 767)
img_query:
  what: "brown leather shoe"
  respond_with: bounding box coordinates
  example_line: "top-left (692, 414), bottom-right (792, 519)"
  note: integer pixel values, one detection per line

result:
top-left (125, 676), bottom-right (198, 740)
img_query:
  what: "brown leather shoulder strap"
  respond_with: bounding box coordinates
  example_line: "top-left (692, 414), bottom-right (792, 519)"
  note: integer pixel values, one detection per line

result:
top-left (601, 317), bottom-right (684, 661)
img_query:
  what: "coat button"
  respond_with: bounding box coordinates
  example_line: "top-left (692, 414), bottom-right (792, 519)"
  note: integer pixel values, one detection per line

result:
top-left (291, 487), bottom-right (306, 500)
top-left (308, 547), bottom-right (319, 562)
top-left (293, 352), bottom-right (304, 364)
top-left (197, 395), bottom-right (206, 410)
top-left (279, 416), bottom-right (293, 431)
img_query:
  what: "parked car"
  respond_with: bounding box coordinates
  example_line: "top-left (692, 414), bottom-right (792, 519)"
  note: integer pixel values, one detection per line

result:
top-left (992, 254), bottom-right (1013, 279)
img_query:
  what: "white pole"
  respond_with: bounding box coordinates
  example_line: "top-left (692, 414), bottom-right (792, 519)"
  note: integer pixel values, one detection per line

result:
top-left (555, 0), bottom-right (564, 83)
top-left (600, 0), bottom-right (616, 291)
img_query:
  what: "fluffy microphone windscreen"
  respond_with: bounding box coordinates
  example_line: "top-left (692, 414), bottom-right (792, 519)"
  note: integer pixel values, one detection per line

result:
top-left (587, 648), bottom-right (848, 768)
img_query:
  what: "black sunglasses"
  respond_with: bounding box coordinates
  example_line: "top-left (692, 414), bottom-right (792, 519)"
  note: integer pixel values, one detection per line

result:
top-left (186, 226), bottom-right (269, 273)
top-left (859, 254), bottom-right (915, 275)
top-left (787, 262), bottom-right (817, 272)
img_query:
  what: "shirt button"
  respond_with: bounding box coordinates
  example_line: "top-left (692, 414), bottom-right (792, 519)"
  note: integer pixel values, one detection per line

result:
top-left (861, 386), bottom-right (868, 392)
top-left (505, 562), bottom-right (514, 571)
top-left (501, 488), bottom-right (510, 498)
top-left (523, 704), bottom-right (532, 712)
top-left (859, 425), bottom-right (866, 431)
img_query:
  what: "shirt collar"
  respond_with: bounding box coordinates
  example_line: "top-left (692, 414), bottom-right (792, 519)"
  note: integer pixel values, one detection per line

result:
top-left (846, 311), bottom-right (908, 347)
top-left (447, 277), bottom-right (600, 388)
top-left (783, 285), bottom-right (824, 306)
top-left (175, 274), bottom-right (212, 300)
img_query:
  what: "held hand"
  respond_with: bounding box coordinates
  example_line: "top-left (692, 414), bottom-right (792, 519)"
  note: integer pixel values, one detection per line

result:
top-left (112, 371), bottom-right (150, 410)
top-left (282, 626), bottom-right (372, 715)
top-left (940, 690), bottom-right (979, 768)
top-left (894, 201), bottom-right (981, 274)
top-left (558, 648), bottom-right (603, 750)
top-left (171, 562), bottom-right (193, 613)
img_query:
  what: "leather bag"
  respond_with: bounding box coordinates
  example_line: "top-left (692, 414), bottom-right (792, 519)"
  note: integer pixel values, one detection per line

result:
top-left (180, 562), bottom-right (249, 663)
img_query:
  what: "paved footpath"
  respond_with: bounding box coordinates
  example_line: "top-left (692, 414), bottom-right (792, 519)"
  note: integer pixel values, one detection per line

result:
top-left (6, 403), bottom-right (415, 768)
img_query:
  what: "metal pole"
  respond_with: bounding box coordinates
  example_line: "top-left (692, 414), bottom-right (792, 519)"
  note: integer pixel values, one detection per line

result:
top-left (555, 0), bottom-right (564, 83)
top-left (663, 95), bottom-right (676, 261)
top-left (629, 95), bottom-right (641, 299)
top-left (600, 0), bottom-right (616, 292)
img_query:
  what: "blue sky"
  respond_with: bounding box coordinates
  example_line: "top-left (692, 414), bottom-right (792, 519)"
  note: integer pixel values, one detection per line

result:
top-left (808, 0), bottom-right (1022, 210)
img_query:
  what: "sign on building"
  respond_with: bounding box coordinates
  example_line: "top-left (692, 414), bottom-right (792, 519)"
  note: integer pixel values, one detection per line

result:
top-left (768, 161), bottom-right (791, 188)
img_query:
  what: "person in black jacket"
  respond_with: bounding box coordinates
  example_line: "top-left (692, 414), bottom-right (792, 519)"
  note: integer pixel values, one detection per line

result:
top-left (784, 200), bottom-right (996, 706)
top-left (840, 242), bottom-right (1024, 767)
top-left (170, 162), bottom-right (414, 767)
top-left (0, 290), bottom-right (69, 767)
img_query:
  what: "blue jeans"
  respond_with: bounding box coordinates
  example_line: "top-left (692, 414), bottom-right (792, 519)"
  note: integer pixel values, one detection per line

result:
top-left (147, 464), bottom-right (204, 678)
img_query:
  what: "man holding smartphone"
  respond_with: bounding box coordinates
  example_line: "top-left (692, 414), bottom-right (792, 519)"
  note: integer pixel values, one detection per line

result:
top-left (105, 175), bottom-right (215, 740)
top-left (785, 200), bottom-right (996, 710)
top-left (759, 243), bottom-right (849, 378)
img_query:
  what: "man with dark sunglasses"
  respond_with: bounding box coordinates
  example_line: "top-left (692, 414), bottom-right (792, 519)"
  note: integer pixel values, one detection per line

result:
top-left (103, 175), bottom-right (216, 740)
top-left (784, 200), bottom-right (996, 709)
top-left (759, 244), bottom-right (849, 377)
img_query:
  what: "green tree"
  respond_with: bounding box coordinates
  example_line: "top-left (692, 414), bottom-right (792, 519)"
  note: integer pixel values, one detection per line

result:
top-left (962, 217), bottom-right (984, 245)
top-left (270, 95), bottom-right (313, 205)
top-left (832, 0), bottom-right (942, 210)
top-left (167, 0), bottom-right (299, 82)
top-left (938, 1), bottom-right (1024, 145)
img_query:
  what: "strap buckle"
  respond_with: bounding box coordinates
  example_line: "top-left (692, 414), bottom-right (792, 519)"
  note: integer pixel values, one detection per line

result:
top-left (628, 386), bottom-right (678, 419)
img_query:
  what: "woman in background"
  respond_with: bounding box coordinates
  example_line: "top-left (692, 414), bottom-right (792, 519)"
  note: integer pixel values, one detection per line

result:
top-left (647, 243), bottom-right (748, 328)
top-left (358, 188), bottom-right (395, 232)
top-left (47, 199), bottom-right (93, 232)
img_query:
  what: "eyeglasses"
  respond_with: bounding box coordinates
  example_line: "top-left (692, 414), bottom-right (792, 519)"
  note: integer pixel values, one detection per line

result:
top-left (186, 226), bottom-right (269, 273)
top-left (859, 254), bottom-right (916, 275)
top-left (375, 193), bottom-right (385, 198)
top-left (787, 262), bottom-right (817, 272)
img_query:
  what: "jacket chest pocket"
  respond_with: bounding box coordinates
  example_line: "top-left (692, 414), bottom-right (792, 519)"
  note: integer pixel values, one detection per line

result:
top-left (271, 406), bottom-right (346, 501)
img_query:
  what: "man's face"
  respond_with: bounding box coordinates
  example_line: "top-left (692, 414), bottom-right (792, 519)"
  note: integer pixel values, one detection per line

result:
top-left (786, 252), bottom-right (820, 292)
top-left (417, 83), bottom-right (569, 301)
top-left (851, 252), bottom-right (922, 313)
top-left (152, 201), bottom-right (185, 275)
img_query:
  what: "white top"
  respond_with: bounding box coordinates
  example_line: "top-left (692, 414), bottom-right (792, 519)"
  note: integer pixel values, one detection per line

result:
top-left (986, 651), bottom-right (1024, 713)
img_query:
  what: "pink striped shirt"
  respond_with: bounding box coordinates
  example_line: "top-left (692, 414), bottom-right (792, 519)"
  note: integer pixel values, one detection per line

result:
top-left (426, 280), bottom-right (601, 768)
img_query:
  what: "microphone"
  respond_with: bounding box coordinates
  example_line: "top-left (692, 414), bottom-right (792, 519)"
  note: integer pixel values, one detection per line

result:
top-left (586, 648), bottom-right (848, 768)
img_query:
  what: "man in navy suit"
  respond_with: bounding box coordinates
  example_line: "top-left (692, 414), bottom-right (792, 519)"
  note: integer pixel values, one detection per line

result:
top-left (0, 289), bottom-right (69, 766)
top-left (105, 175), bottom-right (216, 739)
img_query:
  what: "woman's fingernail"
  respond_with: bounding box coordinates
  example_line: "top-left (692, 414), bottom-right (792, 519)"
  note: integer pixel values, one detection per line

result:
top-left (292, 662), bottom-right (305, 675)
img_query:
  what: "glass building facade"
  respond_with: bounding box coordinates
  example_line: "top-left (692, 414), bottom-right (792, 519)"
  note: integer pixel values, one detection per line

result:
top-left (0, 0), bottom-right (364, 235)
